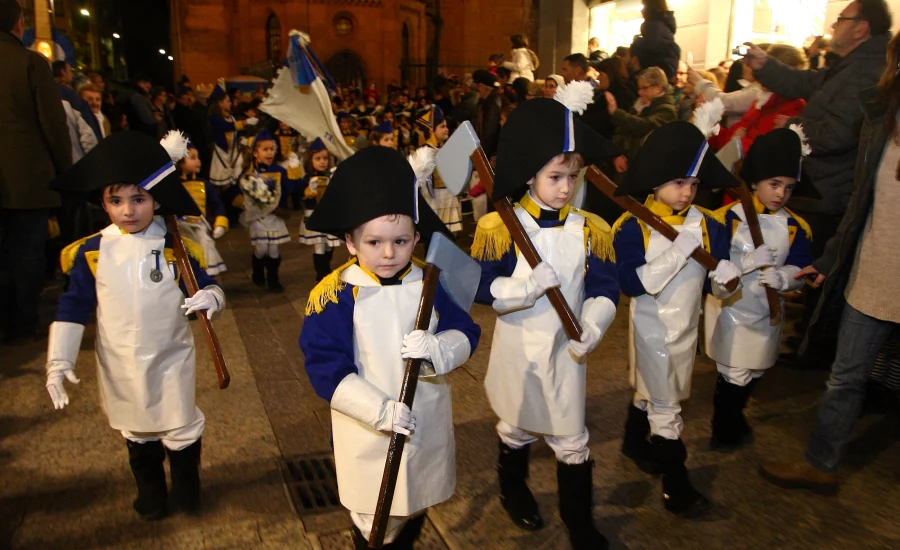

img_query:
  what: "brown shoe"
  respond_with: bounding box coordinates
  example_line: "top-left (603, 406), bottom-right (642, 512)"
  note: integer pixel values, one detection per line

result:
top-left (758, 461), bottom-right (838, 495)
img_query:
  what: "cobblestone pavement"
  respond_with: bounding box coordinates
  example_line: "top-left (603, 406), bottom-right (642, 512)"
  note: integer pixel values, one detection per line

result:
top-left (1, 222), bottom-right (898, 549)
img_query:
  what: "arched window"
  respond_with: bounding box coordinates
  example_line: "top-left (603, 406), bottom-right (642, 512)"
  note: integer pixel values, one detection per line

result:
top-left (266, 13), bottom-right (281, 63)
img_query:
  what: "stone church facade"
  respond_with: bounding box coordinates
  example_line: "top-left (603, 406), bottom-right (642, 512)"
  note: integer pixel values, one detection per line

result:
top-left (170, 0), bottom-right (538, 90)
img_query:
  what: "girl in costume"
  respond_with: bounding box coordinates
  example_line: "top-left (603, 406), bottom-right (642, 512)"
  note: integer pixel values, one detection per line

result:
top-left (471, 82), bottom-right (620, 550)
top-left (239, 129), bottom-right (293, 292)
top-left (300, 147), bottom-right (480, 550)
top-left (297, 138), bottom-right (342, 281)
top-left (415, 105), bottom-right (462, 234)
top-left (612, 121), bottom-right (742, 517)
top-left (704, 127), bottom-right (814, 449)
top-left (177, 135), bottom-right (229, 275)
top-left (208, 80), bottom-right (257, 187)
top-left (369, 121), bottom-right (396, 148)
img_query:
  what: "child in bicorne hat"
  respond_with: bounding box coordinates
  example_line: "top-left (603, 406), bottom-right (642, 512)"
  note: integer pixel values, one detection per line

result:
top-left (704, 126), bottom-right (815, 450)
top-left (46, 131), bottom-right (225, 520)
top-left (297, 138), bottom-right (343, 281)
top-left (612, 121), bottom-right (742, 517)
top-left (471, 82), bottom-right (620, 549)
top-left (238, 128), bottom-right (295, 292)
top-left (413, 105), bottom-right (462, 234)
top-left (299, 146), bottom-right (481, 549)
top-left (177, 137), bottom-right (229, 275)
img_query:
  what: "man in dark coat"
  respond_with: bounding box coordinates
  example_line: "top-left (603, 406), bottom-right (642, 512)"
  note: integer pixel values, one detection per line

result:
top-left (742, 0), bottom-right (892, 363)
top-left (631, 5), bottom-right (680, 79)
top-left (52, 60), bottom-right (101, 141)
top-left (473, 69), bottom-right (502, 161)
top-left (0, 0), bottom-right (72, 341)
top-left (115, 74), bottom-right (158, 137)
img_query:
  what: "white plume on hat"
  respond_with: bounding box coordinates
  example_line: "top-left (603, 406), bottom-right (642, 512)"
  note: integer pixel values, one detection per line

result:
top-left (788, 124), bottom-right (812, 157)
top-left (407, 146), bottom-right (437, 186)
top-left (691, 97), bottom-right (725, 138)
top-left (159, 131), bottom-right (190, 162)
top-left (553, 80), bottom-right (594, 115)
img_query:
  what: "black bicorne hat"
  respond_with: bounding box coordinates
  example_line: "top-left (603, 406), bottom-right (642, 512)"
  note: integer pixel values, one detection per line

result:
top-left (304, 146), bottom-right (450, 239)
top-left (493, 89), bottom-right (621, 201)
top-left (739, 127), bottom-right (820, 199)
top-left (48, 131), bottom-right (201, 216)
top-left (616, 121), bottom-right (739, 196)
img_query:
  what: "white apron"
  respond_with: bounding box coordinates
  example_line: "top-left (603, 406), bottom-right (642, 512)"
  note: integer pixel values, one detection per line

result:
top-left (484, 208), bottom-right (587, 436)
top-left (628, 207), bottom-right (707, 402)
top-left (209, 143), bottom-right (243, 187)
top-left (332, 265), bottom-right (454, 516)
top-left (704, 205), bottom-right (790, 370)
top-left (177, 220), bottom-right (226, 275)
top-left (94, 220), bottom-right (196, 432)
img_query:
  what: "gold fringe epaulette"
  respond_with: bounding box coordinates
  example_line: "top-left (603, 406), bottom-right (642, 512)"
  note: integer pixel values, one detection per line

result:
top-left (574, 209), bottom-right (615, 262)
top-left (784, 207), bottom-right (813, 242)
top-left (610, 211), bottom-right (634, 235)
top-left (60, 232), bottom-right (101, 274)
top-left (181, 237), bottom-right (208, 269)
top-left (695, 205), bottom-right (727, 226)
top-left (305, 258), bottom-right (357, 315)
top-left (471, 212), bottom-right (511, 261)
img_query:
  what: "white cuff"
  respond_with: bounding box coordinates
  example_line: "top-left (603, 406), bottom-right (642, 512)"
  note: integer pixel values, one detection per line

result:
top-left (490, 276), bottom-right (538, 314)
top-left (46, 321), bottom-right (85, 371)
top-left (778, 265), bottom-right (804, 292)
top-left (330, 373), bottom-right (390, 430)
top-left (424, 329), bottom-right (471, 377)
top-left (581, 296), bottom-right (617, 335)
top-left (637, 245), bottom-right (689, 296)
top-left (205, 285), bottom-right (226, 319)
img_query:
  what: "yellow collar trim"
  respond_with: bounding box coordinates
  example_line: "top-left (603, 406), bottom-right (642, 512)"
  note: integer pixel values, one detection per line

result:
top-left (357, 260), bottom-right (415, 284)
top-left (519, 192), bottom-right (570, 221)
top-left (645, 196), bottom-right (689, 225)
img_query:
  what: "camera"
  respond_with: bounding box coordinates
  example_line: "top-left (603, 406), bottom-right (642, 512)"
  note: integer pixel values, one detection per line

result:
top-left (732, 45), bottom-right (750, 56)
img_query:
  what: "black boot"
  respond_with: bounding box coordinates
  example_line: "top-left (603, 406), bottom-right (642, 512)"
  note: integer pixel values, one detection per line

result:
top-left (621, 404), bottom-right (660, 474)
top-left (710, 375), bottom-right (758, 450)
top-left (166, 438), bottom-right (202, 514)
top-left (126, 440), bottom-right (168, 520)
top-left (651, 436), bottom-right (710, 518)
top-left (350, 515), bottom-right (426, 550)
top-left (558, 460), bottom-right (609, 550)
top-left (498, 439), bottom-right (544, 530)
top-left (251, 255), bottom-right (266, 287)
top-left (266, 257), bottom-right (284, 292)
top-left (312, 253), bottom-right (330, 282)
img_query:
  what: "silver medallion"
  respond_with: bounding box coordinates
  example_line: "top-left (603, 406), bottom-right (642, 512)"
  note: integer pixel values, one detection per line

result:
top-left (150, 269), bottom-right (163, 283)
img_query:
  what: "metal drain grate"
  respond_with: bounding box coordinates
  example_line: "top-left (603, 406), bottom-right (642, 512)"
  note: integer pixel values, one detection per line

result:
top-left (279, 452), bottom-right (343, 515)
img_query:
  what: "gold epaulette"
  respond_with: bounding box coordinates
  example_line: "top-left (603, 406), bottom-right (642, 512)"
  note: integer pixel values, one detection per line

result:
top-left (471, 212), bottom-right (511, 261)
top-left (213, 216), bottom-right (230, 231)
top-left (784, 207), bottom-right (813, 242)
top-left (60, 232), bottom-right (101, 274)
top-left (714, 202), bottom-right (738, 219)
top-left (287, 164), bottom-right (305, 180)
top-left (181, 237), bottom-right (208, 269)
top-left (305, 258), bottom-right (357, 315)
top-left (610, 211), bottom-right (634, 235)
top-left (574, 209), bottom-right (615, 262)
top-left (695, 205), bottom-right (727, 226)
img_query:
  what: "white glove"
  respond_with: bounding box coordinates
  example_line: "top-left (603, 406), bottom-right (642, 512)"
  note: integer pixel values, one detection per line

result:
top-left (308, 178), bottom-right (319, 192)
top-left (709, 259), bottom-right (741, 286)
top-left (45, 321), bottom-right (85, 410)
top-left (401, 329), bottom-right (472, 377)
top-left (244, 117), bottom-right (259, 126)
top-left (379, 400), bottom-right (416, 435)
top-left (330, 374), bottom-right (417, 435)
top-left (212, 226), bottom-right (227, 239)
top-left (741, 244), bottom-right (777, 274)
top-left (530, 262), bottom-right (560, 294)
top-left (673, 232), bottom-right (702, 257)
top-left (568, 297), bottom-right (617, 361)
top-left (182, 286), bottom-right (224, 319)
top-left (46, 363), bottom-right (80, 410)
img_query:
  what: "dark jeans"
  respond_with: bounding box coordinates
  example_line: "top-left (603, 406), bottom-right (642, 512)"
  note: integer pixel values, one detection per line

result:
top-left (0, 208), bottom-right (50, 336)
top-left (804, 304), bottom-right (897, 473)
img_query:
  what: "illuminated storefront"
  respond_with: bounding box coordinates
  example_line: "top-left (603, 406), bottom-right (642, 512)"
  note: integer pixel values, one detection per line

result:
top-left (587, 0), bottom-right (832, 68)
